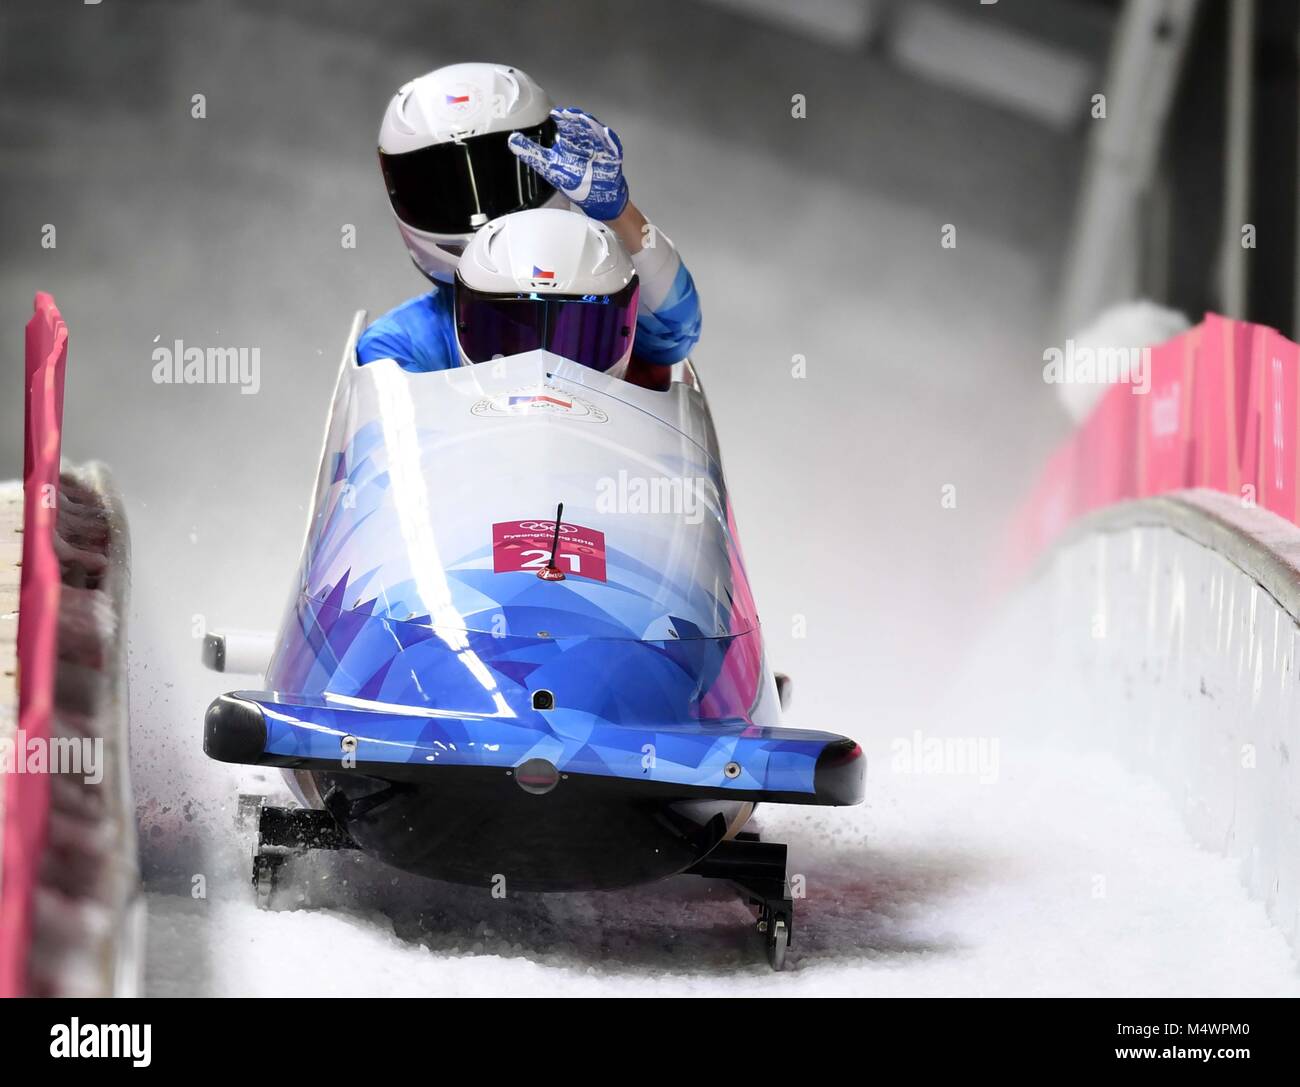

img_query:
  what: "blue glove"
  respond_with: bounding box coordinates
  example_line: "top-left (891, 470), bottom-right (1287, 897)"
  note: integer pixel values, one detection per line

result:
top-left (508, 106), bottom-right (629, 221)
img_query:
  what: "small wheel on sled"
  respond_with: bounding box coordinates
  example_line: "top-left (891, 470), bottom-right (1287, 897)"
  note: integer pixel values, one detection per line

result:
top-left (252, 854), bottom-right (282, 909)
top-left (767, 917), bottom-right (789, 971)
top-left (760, 910), bottom-right (790, 971)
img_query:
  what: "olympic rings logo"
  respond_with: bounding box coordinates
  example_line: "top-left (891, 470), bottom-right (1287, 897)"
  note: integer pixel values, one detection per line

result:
top-left (518, 520), bottom-right (576, 533)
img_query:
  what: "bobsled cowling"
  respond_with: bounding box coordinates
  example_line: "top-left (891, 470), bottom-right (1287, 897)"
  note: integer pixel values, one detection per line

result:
top-left (276, 345), bottom-right (747, 650)
top-left (206, 312), bottom-right (864, 893)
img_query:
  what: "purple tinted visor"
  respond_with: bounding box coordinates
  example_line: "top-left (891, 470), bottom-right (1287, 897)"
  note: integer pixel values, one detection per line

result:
top-left (454, 276), bottom-right (640, 372)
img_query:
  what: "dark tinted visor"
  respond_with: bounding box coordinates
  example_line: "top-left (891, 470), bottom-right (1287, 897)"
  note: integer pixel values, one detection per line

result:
top-left (454, 276), bottom-right (640, 372)
top-left (380, 119), bottom-right (557, 235)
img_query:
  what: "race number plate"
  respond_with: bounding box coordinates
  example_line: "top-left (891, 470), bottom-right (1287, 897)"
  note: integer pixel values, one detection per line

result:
top-left (492, 519), bottom-right (608, 582)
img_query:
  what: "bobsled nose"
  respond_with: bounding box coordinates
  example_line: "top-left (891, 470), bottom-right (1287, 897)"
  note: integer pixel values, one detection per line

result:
top-left (204, 693), bottom-right (267, 763)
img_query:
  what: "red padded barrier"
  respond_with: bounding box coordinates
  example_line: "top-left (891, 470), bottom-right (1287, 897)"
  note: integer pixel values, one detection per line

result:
top-left (1011, 314), bottom-right (1300, 571)
top-left (0, 293), bottom-right (67, 997)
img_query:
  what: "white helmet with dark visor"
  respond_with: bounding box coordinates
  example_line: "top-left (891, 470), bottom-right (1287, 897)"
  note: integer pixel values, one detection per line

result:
top-left (455, 208), bottom-right (640, 375)
top-left (378, 63), bottom-right (566, 282)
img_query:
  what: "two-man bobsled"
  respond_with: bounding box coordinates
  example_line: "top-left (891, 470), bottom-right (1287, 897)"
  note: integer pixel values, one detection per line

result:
top-left (203, 211), bottom-right (864, 969)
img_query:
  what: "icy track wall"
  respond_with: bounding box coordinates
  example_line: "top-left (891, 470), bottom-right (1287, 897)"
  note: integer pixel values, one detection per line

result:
top-left (965, 491), bottom-right (1300, 949)
top-left (964, 313), bottom-right (1300, 951)
top-left (0, 294), bottom-right (141, 996)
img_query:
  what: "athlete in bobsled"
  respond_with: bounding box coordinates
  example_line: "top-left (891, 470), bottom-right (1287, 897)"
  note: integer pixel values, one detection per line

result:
top-left (454, 207), bottom-right (640, 377)
top-left (358, 62), bottom-right (700, 389)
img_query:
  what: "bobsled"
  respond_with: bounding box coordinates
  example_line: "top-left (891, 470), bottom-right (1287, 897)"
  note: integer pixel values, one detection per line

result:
top-left (203, 312), bottom-right (864, 968)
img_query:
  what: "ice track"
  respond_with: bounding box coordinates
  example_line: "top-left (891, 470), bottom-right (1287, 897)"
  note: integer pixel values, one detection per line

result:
top-left (144, 743), bottom-right (1300, 997)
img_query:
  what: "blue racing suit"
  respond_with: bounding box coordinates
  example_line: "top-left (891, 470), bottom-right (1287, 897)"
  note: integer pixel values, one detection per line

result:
top-left (357, 236), bottom-right (701, 372)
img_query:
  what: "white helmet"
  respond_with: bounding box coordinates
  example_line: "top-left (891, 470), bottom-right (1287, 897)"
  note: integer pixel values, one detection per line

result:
top-left (378, 62), bottom-right (566, 282)
top-left (455, 208), bottom-right (640, 374)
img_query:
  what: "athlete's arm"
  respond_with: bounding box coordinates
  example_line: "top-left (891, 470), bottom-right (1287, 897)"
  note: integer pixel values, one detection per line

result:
top-left (510, 109), bottom-right (703, 376)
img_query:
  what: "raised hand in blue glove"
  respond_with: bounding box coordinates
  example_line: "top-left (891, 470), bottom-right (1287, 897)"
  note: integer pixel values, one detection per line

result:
top-left (508, 106), bottom-right (629, 221)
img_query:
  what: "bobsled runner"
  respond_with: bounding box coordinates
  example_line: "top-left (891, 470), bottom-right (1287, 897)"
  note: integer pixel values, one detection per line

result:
top-left (203, 311), bottom-right (864, 969)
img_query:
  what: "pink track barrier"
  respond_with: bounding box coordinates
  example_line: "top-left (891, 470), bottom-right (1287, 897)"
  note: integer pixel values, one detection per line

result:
top-left (1010, 313), bottom-right (1300, 571)
top-left (0, 293), bottom-right (68, 997)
